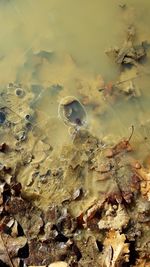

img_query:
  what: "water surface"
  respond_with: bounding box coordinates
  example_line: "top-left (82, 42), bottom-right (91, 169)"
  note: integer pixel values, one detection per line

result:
top-left (0, 0), bottom-right (150, 159)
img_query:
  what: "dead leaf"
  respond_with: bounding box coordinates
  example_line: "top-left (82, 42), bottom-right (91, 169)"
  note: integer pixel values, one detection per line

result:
top-left (109, 140), bottom-right (132, 157)
top-left (102, 230), bottom-right (129, 267)
top-left (135, 167), bottom-right (150, 201)
top-left (1, 233), bottom-right (27, 258)
top-left (0, 233), bottom-right (27, 266)
top-left (0, 234), bottom-right (13, 266)
top-left (98, 203), bottom-right (129, 230)
top-left (133, 259), bottom-right (150, 267)
top-left (106, 25), bottom-right (146, 66)
top-left (48, 262), bottom-right (68, 267)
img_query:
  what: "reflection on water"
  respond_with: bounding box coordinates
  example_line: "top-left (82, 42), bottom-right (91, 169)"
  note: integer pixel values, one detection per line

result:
top-left (0, 0), bottom-right (150, 158)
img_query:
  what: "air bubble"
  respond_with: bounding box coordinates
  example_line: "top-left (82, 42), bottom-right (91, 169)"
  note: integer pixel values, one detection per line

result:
top-left (15, 88), bottom-right (25, 98)
top-left (58, 96), bottom-right (87, 128)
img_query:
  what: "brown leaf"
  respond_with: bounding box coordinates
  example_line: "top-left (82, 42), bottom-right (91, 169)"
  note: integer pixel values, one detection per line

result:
top-left (48, 262), bottom-right (68, 267)
top-left (102, 230), bottom-right (129, 267)
top-left (0, 234), bottom-right (13, 267)
top-left (133, 259), bottom-right (150, 267)
top-left (0, 233), bottom-right (27, 267)
top-left (1, 233), bottom-right (27, 258)
top-left (111, 140), bottom-right (132, 157)
top-left (98, 203), bottom-right (129, 230)
top-left (135, 167), bottom-right (150, 201)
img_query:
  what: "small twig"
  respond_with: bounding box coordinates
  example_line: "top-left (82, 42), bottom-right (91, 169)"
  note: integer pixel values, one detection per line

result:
top-left (116, 76), bottom-right (139, 86)
top-left (128, 125), bottom-right (134, 142)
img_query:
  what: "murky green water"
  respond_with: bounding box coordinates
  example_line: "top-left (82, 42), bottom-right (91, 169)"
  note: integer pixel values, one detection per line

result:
top-left (0, 0), bottom-right (150, 159)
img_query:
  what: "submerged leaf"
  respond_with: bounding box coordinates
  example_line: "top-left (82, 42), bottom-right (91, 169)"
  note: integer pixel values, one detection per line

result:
top-left (102, 230), bottom-right (129, 267)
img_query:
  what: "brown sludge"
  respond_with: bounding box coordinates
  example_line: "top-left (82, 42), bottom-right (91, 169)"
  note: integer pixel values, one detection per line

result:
top-left (0, 5), bottom-right (150, 267)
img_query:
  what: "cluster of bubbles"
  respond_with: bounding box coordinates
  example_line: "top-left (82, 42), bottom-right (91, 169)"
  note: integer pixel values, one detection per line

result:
top-left (0, 85), bottom-right (33, 127)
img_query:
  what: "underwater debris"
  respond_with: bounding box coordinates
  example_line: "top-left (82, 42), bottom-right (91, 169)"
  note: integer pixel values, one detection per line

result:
top-left (135, 167), bottom-right (150, 201)
top-left (133, 259), bottom-right (150, 267)
top-left (49, 262), bottom-right (68, 267)
top-left (0, 111), bottom-right (6, 124)
top-left (0, 115), bottom-right (149, 266)
top-left (98, 203), bottom-right (129, 230)
top-left (106, 25), bottom-right (147, 66)
top-left (0, 233), bottom-right (28, 267)
top-left (102, 230), bottom-right (129, 267)
top-left (0, 22), bottom-right (149, 266)
top-left (76, 236), bottom-right (101, 267)
top-left (0, 181), bottom-right (29, 266)
top-left (0, 79), bottom-right (149, 265)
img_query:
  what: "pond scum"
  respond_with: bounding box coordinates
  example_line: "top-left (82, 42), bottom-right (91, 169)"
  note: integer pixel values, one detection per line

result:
top-left (0, 5), bottom-right (150, 267)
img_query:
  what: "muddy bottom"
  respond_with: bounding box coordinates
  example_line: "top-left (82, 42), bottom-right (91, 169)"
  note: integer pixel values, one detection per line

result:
top-left (0, 1), bottom-right (150, 267)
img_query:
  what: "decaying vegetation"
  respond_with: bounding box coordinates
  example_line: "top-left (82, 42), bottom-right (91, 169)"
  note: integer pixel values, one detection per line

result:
top-left (0, 23), bottom-right (150, 267)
